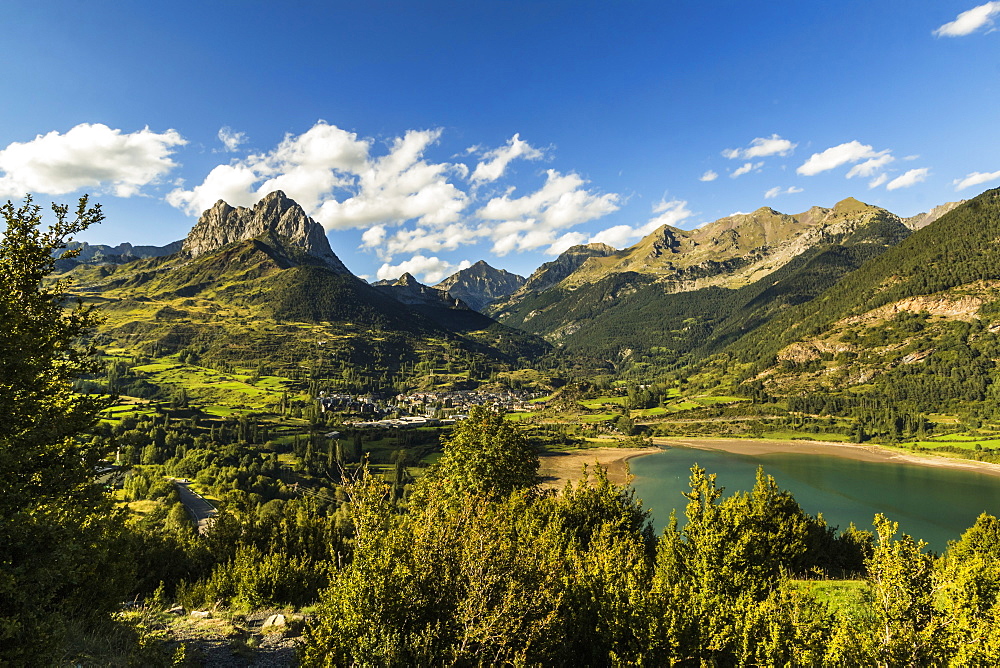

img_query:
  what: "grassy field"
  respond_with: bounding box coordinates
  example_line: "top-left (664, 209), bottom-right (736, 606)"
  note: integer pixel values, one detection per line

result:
top-left (127, 360), bottom-right (301, 412)
top-left (579, 412), bottom-right (618, 423)
top-left (579, 396), bottom-right (629, 409)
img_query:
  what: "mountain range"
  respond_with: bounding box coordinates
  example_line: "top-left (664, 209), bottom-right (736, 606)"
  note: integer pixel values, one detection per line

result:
top-left (63, 191), bottom-right (548, 391)
top-left (62, 186), bottom-right (1000, 421)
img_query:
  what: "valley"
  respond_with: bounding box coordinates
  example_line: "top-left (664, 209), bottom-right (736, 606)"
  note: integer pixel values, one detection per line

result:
top-left (15, 185), bottom-right (1000, 664)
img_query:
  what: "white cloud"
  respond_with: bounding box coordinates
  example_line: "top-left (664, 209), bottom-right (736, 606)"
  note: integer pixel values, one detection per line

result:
top-left (846, 154), bottom-right (895, 178)
top-left (218, 126), bottom-right (247, 152)
top-left (360, 225), bottom-right (387, 247)
top-left (868, 173), bottom-right (889, 189)
top-left (375, 255), bottom-right (471, 284)
top-left (469, 133), bottom-right (544, 183)
top-left (546, 232), bottom-right (590, 255)
top-left (764, 186), bottom-right (804, 199)
top-left (588, 224), bottom-right (633, 248)
top-left (731, 161), bottom-right (763, 178)
top-left (168, 121), bottom-right (471, 235)
top-left (477, 169), bottom-right (619, 255)
top-left (724, 134), bottom-right (797, 160)
top-left (589, 199), bottom-right (693, 248)
top-left (0, 123), bottom-right (185, 198)
top-left (934, 2), bottom-right (1000, 36)
top-left (954, 169), bottom-right (1000, 190)
top-left (171, 123), bottom-right (621, 264)
top-left (165, 163), bottom-right (259, 213)
top-left (886, 168), bottom-right (930, 191)
top-left (797, 141), bottom-right (885, 176)
top-left (314, 128), bottom-right (468, 230)
top-left (373, 223), bottom-right (479, 260)
top-left (699, 170), bottom-right (718, 182)
top-left (168, 120), bottom-right (370, 216)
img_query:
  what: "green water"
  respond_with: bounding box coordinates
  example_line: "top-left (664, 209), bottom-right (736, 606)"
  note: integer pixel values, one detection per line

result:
top-left (629, 446), bottom-right (1000, 552)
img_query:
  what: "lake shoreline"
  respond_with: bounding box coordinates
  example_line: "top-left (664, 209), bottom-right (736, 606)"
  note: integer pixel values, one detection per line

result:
top-left (537, 446), bottom-right (663, 489)
top-left (652, 437), bottom-right (1000, 479)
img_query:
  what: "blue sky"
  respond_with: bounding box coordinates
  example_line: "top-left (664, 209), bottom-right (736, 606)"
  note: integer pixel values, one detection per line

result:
top-left (2, 1), bottom-right (999, 282)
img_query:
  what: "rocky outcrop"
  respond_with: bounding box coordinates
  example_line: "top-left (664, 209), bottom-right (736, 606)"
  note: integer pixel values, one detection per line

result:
top-left (182, 191), bottom-right (350, 273)
top-left (435, 261), bottom-right (526, 311)
top-left (374, 272), bottom-right (471, 309)
top-left (560, 198), bottom-right (912, 292)
top-left (904, 201), bottom-right (965, 231)
top-left (519, 243), bottom-right (618, 294)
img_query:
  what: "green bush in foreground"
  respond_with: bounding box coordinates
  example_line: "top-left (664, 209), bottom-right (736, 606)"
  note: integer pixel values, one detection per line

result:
top-left (0, 197), bottom-right (130, 663)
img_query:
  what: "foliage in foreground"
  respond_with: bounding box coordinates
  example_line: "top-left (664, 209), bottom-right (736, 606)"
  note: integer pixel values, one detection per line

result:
top-left (301, 423), bottom-right (869, 666)
top-left (0, 197), bottom-right (131, 663)
top-left (299, 409), bottom-right (1000, 666)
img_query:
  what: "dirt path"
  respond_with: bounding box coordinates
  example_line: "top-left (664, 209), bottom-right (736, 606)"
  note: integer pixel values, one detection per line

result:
top-left (537, 447), bottom-right (663, 489)
top-left (653, 437), bottom-right (1000, 478)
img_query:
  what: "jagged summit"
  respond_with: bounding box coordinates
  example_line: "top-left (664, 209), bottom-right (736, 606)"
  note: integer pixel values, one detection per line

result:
top-left (904, 200), bottom-right (965, 231)
top-left (435, 261), bottom-right (526, 312)
top-left (395, 272), bottom-right (420, 287)
top-left (182, 191), bottom-right (350, 273)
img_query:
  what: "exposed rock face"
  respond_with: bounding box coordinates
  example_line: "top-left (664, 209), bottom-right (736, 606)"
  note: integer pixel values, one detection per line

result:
top-left (374, 272), bottom-right (471, 309)
top-left (182, 191), bottom-right (350, 273)
top-left (904, 200), bottom-right (965, 231)
top-left (560, 198), bottom-right (910, 291)
top-left (435, 260), bottom-right (526, 311)
top-left (519, 243), bottom-right (618, 294)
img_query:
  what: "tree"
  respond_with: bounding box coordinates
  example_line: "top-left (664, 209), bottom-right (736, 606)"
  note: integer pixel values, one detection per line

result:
top-left (417, 405), bottom-right (539, 500)
top-left (828, 514), bottom-right (946, 667)
top-left (938, 513), bottom-right (1000, 663)
top-left (0, 196), bottom-right (128, 662)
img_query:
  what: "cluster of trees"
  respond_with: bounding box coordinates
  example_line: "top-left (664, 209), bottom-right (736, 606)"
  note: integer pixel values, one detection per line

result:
top-left (301, 407), bottom-right (1000, 665)
top-left (0, 197), bottom-right (132, 662)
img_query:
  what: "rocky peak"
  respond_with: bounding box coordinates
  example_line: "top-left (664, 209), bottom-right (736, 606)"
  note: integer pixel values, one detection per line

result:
top-left (435, 261), bottom-right (526, 312)
top-left (182, 191), bottom-right (350, 273)
top-left (395, 272), bottom-right (419, 286)
top-left (374, 272), bottom-right (471, 310)
top-left (648, 226), bottom-right (688, 257)
top-left (904, 200), bottom-right (965, 231)
top-left (519, 242), bottom-right (619, 294)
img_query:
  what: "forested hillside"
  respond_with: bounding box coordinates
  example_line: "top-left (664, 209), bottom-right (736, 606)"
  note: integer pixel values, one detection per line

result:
top-left (496, 206), bottom-right (910, 368)
top-left (710, 188), bottom-right (1000, 437)
top-left (65, 232), bottom-right (549, 393)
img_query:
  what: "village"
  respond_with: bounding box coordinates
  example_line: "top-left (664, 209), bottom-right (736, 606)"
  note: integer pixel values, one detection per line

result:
top-left (317, 389), bottom-right (547, 429)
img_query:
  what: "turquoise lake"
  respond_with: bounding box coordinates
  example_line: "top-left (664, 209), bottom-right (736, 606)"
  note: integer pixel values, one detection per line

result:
top-left (629, 446), bottom-right (1000, 553)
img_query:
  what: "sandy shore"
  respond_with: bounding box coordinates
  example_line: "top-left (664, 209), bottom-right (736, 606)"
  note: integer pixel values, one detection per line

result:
top-left (653, 437), bottom-right (1000, 479)
top-left (538, 447), bottom-right (663, 489)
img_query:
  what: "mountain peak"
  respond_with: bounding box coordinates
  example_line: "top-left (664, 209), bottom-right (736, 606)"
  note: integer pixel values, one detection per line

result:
top-left (831, 197), bottom-right (870, 214)
top-left (182, 191), bottom-right (350, 273)
top-left (435, 261), bottom-right (526, 311)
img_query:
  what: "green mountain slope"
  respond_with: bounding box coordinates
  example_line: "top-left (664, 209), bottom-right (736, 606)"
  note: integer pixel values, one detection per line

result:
top-left (66, 198), bottom-right (550, 392)
top-left (496, 202), bottom-right (911, 367)
top-left (730, 188), bottom-right (1000, 366)
top-left (713, 188), bottom-right (1000, 434)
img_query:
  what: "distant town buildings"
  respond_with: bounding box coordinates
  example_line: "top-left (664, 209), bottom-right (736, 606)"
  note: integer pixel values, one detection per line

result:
top-left (317, 389), bottom-right (546, 429)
